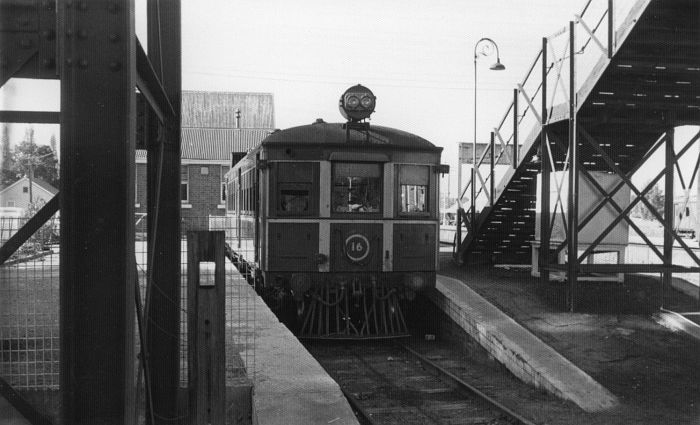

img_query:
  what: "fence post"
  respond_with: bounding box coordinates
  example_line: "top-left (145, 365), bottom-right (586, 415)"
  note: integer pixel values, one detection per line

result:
top-left (188, 231), bottom-right (226, 425)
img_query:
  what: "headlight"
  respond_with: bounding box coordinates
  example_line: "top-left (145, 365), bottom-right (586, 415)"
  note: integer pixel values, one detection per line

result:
top-left (346, 95), bottom-right (360, 109)
top-left (339, 85), bottom-right (376, 122)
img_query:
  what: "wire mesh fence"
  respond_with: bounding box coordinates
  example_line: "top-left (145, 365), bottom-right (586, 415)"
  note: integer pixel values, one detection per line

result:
top-left (0, 215), bottom-right (61, 420)
top-left (1, 212), bottom-right (257, 424)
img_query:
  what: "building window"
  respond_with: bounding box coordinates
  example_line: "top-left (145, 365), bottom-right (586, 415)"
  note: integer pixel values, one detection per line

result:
top-left (398, 165), bottom-right (429, 214)
top-left (221, 166), bottom-right (229, 203)
top-left (180, 166), bottom-right (189, 202)
top-left (23, 187), bottom-right (28, 193)
top-left (200, 166), bottom-right (209, 175)
top-left (7, 201), bottom-right (15, 207)
top-left (332, 163), bottom-right (382, 213)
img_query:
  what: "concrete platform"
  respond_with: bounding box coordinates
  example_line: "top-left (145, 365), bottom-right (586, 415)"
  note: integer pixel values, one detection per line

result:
top-left (430, 275), bottom-right (618, 412)
top-left (433, 258), bottom-right (700, 424)
top-left (230, 272), bottom-right (359, 425)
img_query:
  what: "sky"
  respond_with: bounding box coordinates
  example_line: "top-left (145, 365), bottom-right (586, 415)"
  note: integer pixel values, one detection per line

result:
top-left (0, 0), bottom-right (697, 196)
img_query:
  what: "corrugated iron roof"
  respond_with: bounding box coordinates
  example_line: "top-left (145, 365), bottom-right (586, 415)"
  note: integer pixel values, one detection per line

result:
top-left (181, 91), bottom-right (275, 129)
top-left (135, 128), bottom-right (271, 161)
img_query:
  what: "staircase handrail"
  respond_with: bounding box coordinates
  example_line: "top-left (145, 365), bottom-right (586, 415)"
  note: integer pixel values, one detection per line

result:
top-left (457, 0), bottom-right (632, 257)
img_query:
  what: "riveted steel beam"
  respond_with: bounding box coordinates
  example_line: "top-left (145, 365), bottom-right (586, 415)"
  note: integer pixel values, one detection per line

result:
top-left (0, 110), bottom-right (59, 123)
top-left (59, 0), bottom-right (136, 423)
top-left (144, 0), bottom-right (182, 423)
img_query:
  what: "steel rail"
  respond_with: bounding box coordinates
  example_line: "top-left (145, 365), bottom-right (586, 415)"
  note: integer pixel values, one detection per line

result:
top-left (397, 342), bottom-right (538, 425)
top-left (340, 388), bottom-right (379, 425)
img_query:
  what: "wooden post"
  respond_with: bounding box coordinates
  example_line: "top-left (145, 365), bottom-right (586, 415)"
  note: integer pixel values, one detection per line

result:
top-left (188, 231), bottom-right (226, 425)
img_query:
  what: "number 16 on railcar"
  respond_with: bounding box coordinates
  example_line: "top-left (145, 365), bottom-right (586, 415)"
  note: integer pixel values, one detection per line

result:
top-left (225, 85), bottom-right (449, 339)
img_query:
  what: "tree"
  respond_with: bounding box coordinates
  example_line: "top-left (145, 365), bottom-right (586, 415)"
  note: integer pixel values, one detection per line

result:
top-left (1, 124), bottom-right (16, 186)
top-left (49, 134), bottom-right (59, 182)
top-left (631, 182), bottom-right (665, 220)
top-left (12, 128), bottom-right (60, 192)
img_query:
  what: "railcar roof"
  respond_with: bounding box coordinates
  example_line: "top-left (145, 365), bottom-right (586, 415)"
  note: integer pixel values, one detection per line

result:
top-left (261, 121), bottom-right (441, 151)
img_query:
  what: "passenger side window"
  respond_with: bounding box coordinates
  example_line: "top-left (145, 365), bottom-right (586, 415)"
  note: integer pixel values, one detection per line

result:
top-left (398, 165), bottom-right (429, 214)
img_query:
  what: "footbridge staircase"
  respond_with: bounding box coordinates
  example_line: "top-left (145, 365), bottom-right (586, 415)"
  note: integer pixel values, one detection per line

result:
top-left (455, 0), bottom-right (700, 288)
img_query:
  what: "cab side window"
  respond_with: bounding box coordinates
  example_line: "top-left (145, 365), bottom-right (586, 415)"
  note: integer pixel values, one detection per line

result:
top-left (398, 165), bottom-right (429, 215)
top-left (275, 162), bottom-right (318, 216)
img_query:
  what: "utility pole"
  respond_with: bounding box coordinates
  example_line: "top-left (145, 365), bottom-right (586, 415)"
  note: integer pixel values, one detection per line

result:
top-left (20, 150), bottom-right (53, 205)
top-left (28, 161), bottom-right (33, 204)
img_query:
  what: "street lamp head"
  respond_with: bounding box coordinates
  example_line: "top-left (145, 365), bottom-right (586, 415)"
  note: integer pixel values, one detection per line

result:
top-left (489, 58), bottom-right (505, 71)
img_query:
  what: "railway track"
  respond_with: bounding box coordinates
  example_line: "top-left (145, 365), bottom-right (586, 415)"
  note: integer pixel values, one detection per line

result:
top-left (306, 340), bottom-right (536, 425)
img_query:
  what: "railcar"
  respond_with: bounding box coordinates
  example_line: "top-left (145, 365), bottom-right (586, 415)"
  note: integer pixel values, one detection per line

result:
top-left (225, 85), bottom-right (447, 338)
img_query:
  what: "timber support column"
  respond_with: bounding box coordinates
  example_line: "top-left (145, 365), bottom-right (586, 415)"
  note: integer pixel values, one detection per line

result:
top-left (60, 0), bottom-right (136, 423)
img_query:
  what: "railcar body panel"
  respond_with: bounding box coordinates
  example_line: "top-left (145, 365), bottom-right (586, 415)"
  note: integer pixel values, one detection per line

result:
top-left (225, 120), bottom-right (445, 337)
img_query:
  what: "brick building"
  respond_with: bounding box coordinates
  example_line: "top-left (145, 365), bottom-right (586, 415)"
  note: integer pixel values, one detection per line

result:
top-left (135, 91), bottom-right (274, 225)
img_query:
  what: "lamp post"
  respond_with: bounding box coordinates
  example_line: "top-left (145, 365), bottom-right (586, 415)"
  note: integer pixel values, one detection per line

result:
top-left (469, 38), bottom-right (505, 219)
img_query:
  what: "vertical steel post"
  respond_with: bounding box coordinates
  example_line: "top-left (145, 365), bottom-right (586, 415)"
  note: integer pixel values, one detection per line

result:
top-left (567, 21), bottom-right (579, 312)
top-left (608, 0), bottom-right (614, 58)
top-left (146, 1), bottom-right (182, 423)
top-left (470, 167), bottom-right (476, 232)
top-left (458, 145), bottom-right (463, 207)
top-left (490, 131), bottom-right (495, 206)
top-left (663, 128), bottom-right (675, 305)
top-left (60, 0), bottom-right (136, 423)
top-left (456, 207), bottom-right (462, 254)
top-left (539, 37), bottom-right (550, 285)
top-left (513, 88), bottom-right (519, 168)
top-left (472, 56), bottom-right (478, 231)
top-left (255, 154), bottom-right (261, 264)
